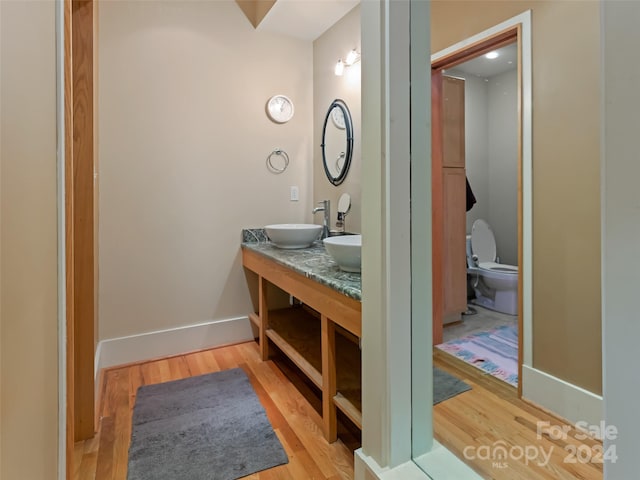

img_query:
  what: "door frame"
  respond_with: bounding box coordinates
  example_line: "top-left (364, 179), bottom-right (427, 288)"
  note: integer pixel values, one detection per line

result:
top-left (430, 11), bottom-right (531, 397)
top-left (64, 0), bottom-right (97, 477)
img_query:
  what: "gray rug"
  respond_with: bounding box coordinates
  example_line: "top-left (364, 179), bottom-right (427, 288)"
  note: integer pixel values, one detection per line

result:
top-left (127, 368), bottom-right (288, 480)
top-left (434, 367), bottom-right (471, 404)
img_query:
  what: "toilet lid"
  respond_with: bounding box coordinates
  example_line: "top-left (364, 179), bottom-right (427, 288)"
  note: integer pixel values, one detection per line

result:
top-left (471, 219), bottom-right (496, 263)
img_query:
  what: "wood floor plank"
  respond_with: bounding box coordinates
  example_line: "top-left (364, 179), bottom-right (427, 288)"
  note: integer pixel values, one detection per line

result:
top-left (138, 360), bottom-right (161, 386)
top-left (75, 341), bottom-right (602, 480)
top-left (94, 415), bottom-right (115, 480)
top-left (78, 342), bottom-right (356, 480)
top-left (166, 355), bottom-right (191, 381)
top-left (211, 346), bottom-right (237, 371)
top-left (433, 351), bottom-right (602, 480)
top-left (73, 442), bottom-right (85, 480)
top-left (112, 369), bottom-right (132, 480)
top-left (99, 369), bottom-right (121, 419)
top-left (128, 365), bottom-right (143, 409)
top-left (76, 450), bottom-right (97, 480)
top-left (184, 349), bottom-right (220, 376)
top-left (241, 363), bottom-right (306, 453)
top-left (275, 428), bottom-right (329, 480)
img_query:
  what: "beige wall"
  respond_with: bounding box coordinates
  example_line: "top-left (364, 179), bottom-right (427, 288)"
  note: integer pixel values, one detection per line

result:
top-left (98, 1), bottom-right (314, 339)
top-left (313, 6), bottom-right (361, 233)
top-left (0, 0), bottom-right (60, 477)
top-left (432, 0), bottom-right (602, 394)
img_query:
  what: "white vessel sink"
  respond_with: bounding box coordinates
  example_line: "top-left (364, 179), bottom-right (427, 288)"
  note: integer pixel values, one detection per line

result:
top-left (323, 234), bottom-right (361, 272)
top-left (265, 224), bottom-right (322, 249)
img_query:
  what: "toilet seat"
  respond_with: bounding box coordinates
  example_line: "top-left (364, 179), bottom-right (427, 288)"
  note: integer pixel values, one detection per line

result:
top-left (470, 219), bottom-right (497, 263)
top-left (471, 219), bottom-right (518, 272)
top-left (478, 261), bottom-right (518, 274)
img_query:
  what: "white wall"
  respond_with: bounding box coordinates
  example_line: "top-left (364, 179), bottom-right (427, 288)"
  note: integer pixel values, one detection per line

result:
top-left (98, 1), bottom-right (314, 341)
top-left (452, 68), bottom-right (518, 265)
top-left (0, 0), bottom-right (59, 477)
top-left (313, 6), bottom-right (361, 233)
top-left (487, 69), bottom-right (518, 265)
top-left (602, 1), bottom-right (640, 477)
top-left (455, 74), bottom-right (489, 233)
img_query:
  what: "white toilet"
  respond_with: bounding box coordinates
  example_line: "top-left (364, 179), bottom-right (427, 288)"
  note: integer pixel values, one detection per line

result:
top-left (466, 219), bottom-right (518, 315)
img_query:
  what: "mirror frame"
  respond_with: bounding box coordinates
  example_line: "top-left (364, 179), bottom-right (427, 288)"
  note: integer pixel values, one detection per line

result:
top-left (321, 98), bottom-right (354, 186)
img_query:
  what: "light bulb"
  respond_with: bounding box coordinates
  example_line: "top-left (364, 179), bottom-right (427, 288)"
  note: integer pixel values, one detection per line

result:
top-left (485, 51), bottom-right (499, 59)
top-left (334, 59), bottom-right (345, 76)
top-left (345, 49), bottom-right (360, 66)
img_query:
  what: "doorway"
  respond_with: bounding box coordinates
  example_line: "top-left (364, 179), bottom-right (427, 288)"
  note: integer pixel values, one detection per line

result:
top-left (435, 41), bottom-right (520, 388)
top-left (430, 18), bottom-right (531, 396)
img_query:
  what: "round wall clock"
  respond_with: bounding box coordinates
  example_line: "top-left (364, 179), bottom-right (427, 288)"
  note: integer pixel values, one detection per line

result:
top-left (331, 105), bottom-right (346, 129)
top-left (266, 95), bottom-right (294, 124)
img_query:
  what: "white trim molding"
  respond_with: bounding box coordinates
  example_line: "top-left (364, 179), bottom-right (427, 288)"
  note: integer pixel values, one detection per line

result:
top-left (356, 442), bottom-right (481, 480)
top-left (522, 365), bottom-right (603, 434)
top-left (601, 1), bottom-right (640, 476)
top-left (431, 10), bottom-right (533, 367)
top-left (95, 316), bottom-right (254, 374)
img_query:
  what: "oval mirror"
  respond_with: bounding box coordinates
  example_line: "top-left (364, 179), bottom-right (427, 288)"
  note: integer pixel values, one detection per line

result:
top-left (321, 99), bottom-right (353, 186)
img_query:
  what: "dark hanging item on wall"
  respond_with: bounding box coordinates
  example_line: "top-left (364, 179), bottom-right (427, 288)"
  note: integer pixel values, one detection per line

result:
top-left (466, 177), bottom-right (477, 212)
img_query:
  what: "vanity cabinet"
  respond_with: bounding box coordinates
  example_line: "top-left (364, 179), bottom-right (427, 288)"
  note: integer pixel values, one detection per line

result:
top-left (241, 245), bottom-right (362, 442)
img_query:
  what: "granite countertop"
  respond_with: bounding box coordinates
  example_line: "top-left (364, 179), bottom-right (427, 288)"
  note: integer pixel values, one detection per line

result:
top-left (241, 229), bottom-right (362, 301)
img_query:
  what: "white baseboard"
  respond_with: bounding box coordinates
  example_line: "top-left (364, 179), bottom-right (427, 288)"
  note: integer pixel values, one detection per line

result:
top-left (355, 449), bottom-right (429, 480)
top-left (522, 365), bottom-right (603, 435)
top-left (94, 316), bottom-right (254, 377)
top-left (355, 442), bottom-right (481, 480)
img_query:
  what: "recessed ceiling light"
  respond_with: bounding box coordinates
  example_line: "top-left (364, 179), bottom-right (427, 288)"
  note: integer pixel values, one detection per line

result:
top-left (485, 51), bottom-right (499, 60)
top-left (508, 61), bottom-right (513, 64)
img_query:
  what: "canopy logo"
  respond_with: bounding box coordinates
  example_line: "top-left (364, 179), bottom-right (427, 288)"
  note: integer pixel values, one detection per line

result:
top-left (463, 440), bottom-right (553, 469)
top-left (463, 420), bottom-right (618, 470)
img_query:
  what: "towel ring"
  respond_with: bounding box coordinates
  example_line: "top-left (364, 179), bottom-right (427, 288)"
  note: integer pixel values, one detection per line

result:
top-left (266, 149), bottom-right (289, 174)
top-left (335, 151), bottom-right (346, 172)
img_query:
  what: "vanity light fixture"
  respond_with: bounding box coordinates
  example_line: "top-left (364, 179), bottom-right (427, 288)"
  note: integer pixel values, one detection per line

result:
top-left (334, 49), bottom-right (361, 76)
top-left (345, 49), bottom-right (360, 66)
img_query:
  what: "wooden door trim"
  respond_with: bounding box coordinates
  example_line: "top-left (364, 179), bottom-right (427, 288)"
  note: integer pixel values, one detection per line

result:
top-left (431, 26), bottom-right (524, 398)
top-left (64, 0), bottom-right (75, 476)
top-left (431, 27), bottom-right (517, 71)
top-left (66, 2), bottom-right (96, 472)
top-left (71, 0), bottom-right (96, 442)
top-left (431, 70), bottom-right (444, 345)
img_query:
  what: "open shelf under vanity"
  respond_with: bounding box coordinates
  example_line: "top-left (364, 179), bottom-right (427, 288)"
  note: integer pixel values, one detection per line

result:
top-left (242, 243), bottom-right (362, 442)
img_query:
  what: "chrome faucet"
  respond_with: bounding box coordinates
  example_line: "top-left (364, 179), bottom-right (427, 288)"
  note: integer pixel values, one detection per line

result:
top-left (312, 200), bottom-right (331, 239)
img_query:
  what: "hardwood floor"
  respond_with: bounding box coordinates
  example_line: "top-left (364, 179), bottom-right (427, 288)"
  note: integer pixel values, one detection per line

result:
top-left (75, 341), bottom-right (603, 480)
top-left (433, 349), bottom-right (603, 480)
top-left (74, 341), bottom-right (356, 480)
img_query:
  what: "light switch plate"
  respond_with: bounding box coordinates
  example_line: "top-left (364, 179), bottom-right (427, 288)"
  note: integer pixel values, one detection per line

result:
top-left (290, 186), bottom-right (299, 201)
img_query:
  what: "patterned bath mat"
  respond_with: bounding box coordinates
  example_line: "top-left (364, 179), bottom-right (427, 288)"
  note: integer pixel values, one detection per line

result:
top-left (436, 324), bottom-right (518, 386)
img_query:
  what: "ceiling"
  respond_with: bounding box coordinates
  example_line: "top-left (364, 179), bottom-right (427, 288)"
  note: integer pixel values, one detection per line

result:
top-left (449, 43), bottom-right (518, 79)
top-left (256, 0), bottom-right (360, 41)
